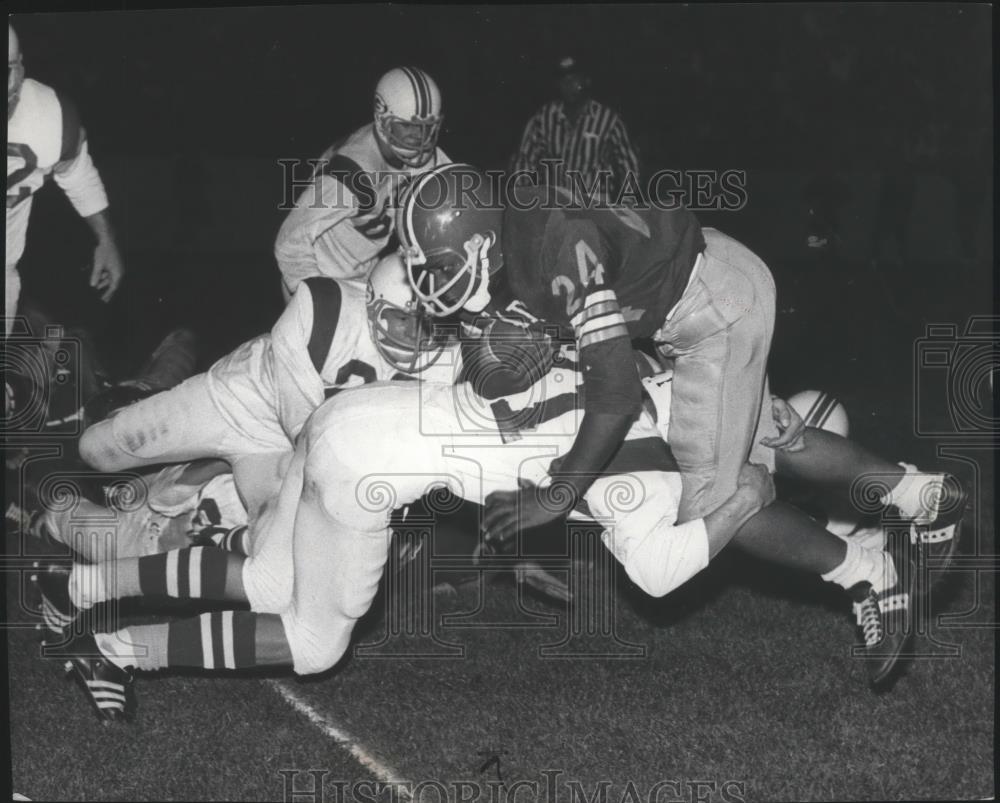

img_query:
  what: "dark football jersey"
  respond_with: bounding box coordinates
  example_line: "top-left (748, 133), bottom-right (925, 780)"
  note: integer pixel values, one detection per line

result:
top-left (503, 187), bottom-right (705, 339)
top-left (501, 186), bottom-right (705, 341)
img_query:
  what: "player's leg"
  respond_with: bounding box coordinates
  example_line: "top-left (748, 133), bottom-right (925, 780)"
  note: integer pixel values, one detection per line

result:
top-left (278, 383), bottom-right (457, 675)
top-left (78, 373), bottom-right (238, 471)
top-left (5, 261), bottom-right (22, 337)
top-left (44, 611), bottom-right (293, 721)
top-left (655, 228), bottom-right (777, 523)
top-left (33, 544), bottom-right (249, 636)
top-left (231, 450), bottom-right (293, 524)
top-left (774, 427), bottom-right (967, 569)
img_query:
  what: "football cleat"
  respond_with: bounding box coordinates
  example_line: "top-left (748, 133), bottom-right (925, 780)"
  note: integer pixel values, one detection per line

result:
top-left (30, 561), bottom-right (78, 637)
top-left (850, 535), bottom-right (922, 688)
top-left (43, 632), bottom-right (134, 722)
top-left (909, 474), bottom-right (967, 580)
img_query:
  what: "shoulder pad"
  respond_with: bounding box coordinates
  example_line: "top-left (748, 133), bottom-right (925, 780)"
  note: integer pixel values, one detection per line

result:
top-left (318, 153), bottom-right (378, 215)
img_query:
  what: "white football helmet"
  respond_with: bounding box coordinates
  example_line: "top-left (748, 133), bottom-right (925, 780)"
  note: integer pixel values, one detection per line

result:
top-left (787, 389), bottom-right (849, 437)
top-left (373, 67), bottom-right (443, 168)
top-left (788, 389), bottom-right (855, 536)
top-left (366, 252), bottom-right (446, 374)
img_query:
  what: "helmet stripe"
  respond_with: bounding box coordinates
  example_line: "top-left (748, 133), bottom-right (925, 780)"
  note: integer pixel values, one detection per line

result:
top-left (401, 66), bottom-right (426, 118)
top-left (805, 392), bottom-right (839, 430)
top-left (414, 68), bottom-right (431, 117)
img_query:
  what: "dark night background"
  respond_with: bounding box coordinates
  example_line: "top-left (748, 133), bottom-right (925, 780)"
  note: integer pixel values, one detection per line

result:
top-left (9, 4), bottom-right (994, 385)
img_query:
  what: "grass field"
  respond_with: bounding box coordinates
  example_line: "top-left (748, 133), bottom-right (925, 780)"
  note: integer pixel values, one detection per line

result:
top-left (4, 248), bottom-right (996, 802)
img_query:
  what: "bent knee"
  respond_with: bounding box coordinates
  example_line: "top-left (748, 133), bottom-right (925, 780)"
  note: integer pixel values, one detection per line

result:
top-left (283, 612), bottom-right (351, 676)
top-left (78, 422), bottom-right (125, 471)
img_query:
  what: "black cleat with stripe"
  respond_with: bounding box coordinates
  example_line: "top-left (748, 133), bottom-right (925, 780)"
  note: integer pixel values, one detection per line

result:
top-left (30, 561), bottom-right (78, 637)
top-left (43, 632), bottom-right (135, 722)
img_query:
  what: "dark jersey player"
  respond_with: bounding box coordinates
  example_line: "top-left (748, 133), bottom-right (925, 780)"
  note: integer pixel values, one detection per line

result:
top-left (398, 165), bottom-right (786, 544)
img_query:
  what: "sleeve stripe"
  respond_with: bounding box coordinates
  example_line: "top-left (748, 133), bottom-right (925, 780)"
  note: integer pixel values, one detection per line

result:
top-left (570, 291), bottom-right (620, 327)
top-left (577, 310), bottom-right (627, 338)
top-left (584, 289), bottom-right (617, 307)
top-left (580, 324), bottom-right (631, 349)
top-left (574, 301), bottom-right (621, 325)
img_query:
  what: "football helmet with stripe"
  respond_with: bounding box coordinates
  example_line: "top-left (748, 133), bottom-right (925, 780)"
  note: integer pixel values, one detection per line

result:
top-left (787, 389), bottom-right (849, 437)
top-left (367, 252), bottom-right (446, 373)
top-left (397, 163), bottom-right (504, 317)
top-left (374, 67), bottom-right (443, 168)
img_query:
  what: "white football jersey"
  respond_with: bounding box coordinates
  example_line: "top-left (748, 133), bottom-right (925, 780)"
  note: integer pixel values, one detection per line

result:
top-left (274, 123), bottom-right (449, 298)
top-left (207, 277), bottom-right (414, 444)
top-left (6, 78), bottom-right (108, 267)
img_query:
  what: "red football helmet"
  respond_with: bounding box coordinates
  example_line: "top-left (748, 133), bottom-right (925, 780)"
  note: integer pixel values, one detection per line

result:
top-left (396, 163), bottom-right (504, 317)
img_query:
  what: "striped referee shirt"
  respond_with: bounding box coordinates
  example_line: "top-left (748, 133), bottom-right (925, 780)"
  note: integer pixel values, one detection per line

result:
top-left (512, 98), bottom-right (640, 200)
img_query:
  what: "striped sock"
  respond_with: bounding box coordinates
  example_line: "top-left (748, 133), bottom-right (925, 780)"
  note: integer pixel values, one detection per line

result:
top-left (138, 546), bottom-right (231, 600)
top-left (207, 525), bottom-right (250, 555)
top-left (166, 611), bottom-right (258, 670)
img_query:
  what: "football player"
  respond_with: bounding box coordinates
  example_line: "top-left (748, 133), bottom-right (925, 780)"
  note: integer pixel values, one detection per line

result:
top-left (6, 24), bottom-right (125, 337)
top-left (397, 163), bottom-right (966, 587)
top-left (274, 67), bottom-right (449, 301)
top-left (75, 259), bottom-right (443, 526)
top-left (36, 323), bottom-right (954, 719)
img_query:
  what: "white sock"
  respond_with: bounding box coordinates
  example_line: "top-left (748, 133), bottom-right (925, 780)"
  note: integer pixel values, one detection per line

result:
top-left (68, 563), bottom-right (108, 610)
top-left (822, 540), bottom-right (897, 594)
top-left (830, 525), bottom-right (888, 552)
top-left (880, 462), bottom-right (945, 525)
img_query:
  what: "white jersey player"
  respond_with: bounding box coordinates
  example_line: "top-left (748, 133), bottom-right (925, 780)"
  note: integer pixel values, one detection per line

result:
top-left (77, 261), bottom-right (439, 519)
top-left (274, 67), bottom-right (449, 300)
top-left (6, 24), bottom-right (124, 336)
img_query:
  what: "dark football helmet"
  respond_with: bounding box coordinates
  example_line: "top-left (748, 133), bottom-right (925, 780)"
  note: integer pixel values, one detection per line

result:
top-left (396, 163), bottom-right (504, 317)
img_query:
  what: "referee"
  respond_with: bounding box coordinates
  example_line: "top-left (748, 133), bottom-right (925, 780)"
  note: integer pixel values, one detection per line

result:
top-left (512, 55), bottom-right (640, 201)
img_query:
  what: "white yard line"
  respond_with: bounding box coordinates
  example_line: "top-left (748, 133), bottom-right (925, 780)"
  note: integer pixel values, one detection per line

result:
top-left (265, 678), bottom-right (414, 800)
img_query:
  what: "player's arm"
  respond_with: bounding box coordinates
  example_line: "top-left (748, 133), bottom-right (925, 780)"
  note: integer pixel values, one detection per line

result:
top-left (270, 278), bottom-right (340, 438)
top-left (274, 173), bottom-right (357, 299)
top-left (482, 286), bottom-right (642, 544)
top-left (50, 95), bottom-right (124, 301)
top-left (548, 286), bottom-right (643, 497)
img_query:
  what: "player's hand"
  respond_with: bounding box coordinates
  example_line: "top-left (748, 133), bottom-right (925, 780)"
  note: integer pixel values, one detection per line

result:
top-left (90, 238), bottom-right (125, 302)
top-left (483, 478), bottom-right (576, 546)
top-left (736, 462), bottom-right (776, 509)
top-left (760, 395), bottom-right (806, 452)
